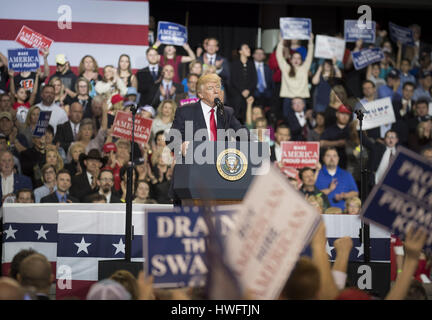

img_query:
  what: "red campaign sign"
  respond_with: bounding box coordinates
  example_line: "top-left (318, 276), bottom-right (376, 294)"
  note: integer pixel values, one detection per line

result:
top-left (112, 111), bottom-right (153, 145)
top-left (15, 26), bottom-right (54, 54)
top-left (281, 141), bottom-right (320, 168)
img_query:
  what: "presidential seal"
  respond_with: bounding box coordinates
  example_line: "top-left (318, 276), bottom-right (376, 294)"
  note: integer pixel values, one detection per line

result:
top-left (216, 148), bottom-right (248, 181)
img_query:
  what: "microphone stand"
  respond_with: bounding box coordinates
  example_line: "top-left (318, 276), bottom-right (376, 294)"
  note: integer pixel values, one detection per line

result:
top-left (355, 108), bottom-right (370, 263)
top-left (98, 103), bottom-right (142, 279)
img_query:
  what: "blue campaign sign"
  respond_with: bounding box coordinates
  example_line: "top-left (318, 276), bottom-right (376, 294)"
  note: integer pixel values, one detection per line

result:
top-left (361, 146), bottom-right (432, 255)
top-left (145, 207), bottom-right (235, 288)
top-left (352, 48), bottom-right (385, 70)
top-left (279, 17), bottom-right (311, 40)
top-left (8, 48), bottom-right (39, 72)
top-left (389, 22), bottom-right (415, 46)
top-left (344, 20), bottom-right (376, 43)
top-left (32, 111), bottom-right (52, 137)
top-left (157, 21), bottom-right (187, 46)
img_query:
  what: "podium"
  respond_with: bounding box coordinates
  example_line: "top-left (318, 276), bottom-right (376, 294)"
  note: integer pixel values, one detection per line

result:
top-left (172, 141), bottom-right (269, 206)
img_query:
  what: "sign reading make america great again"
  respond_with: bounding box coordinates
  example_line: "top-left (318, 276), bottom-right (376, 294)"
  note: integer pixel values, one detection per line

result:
top-left (361, 147), bottom-right (432, 255)
top-left (281, 141), bottom-right (320, 168)
top-left (112, 111), bottom-right (153, 144)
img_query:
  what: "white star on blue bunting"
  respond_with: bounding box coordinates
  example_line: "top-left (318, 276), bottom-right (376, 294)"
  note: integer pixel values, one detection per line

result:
top-left (34, 225), bottom-right (49, 240)
top-left (4, 225), bottom-right (18, 239)
top-left (74, 237), bottom-right (91, 254)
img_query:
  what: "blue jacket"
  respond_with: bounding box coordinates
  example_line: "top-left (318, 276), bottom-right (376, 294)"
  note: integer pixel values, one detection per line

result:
top-left (0, 173), bottom-right (33, 206)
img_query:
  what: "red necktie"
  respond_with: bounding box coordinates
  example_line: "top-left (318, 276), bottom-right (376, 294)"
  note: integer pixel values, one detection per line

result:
top-left (210, 108), bottom-right (217, 141)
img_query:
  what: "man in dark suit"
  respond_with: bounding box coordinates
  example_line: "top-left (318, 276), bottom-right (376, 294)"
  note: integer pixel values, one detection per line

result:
top-left (69, 149), bottom-right (106, 202)
top-left (136, 47), bottom-right (161, 107)
top-left (151, 64), bottom-right (184, 108)
top-left (285, 98), bottom-right (314, 141)
top-left (252, 48), bottom-right (274, 108)
top-left (40, 169), bottom-right (79, 203)
top-left (392, 82), bottom-right (416, 121)
top-left (362, 129), bottom-right (399, 189)
top-left (168, 74), bottom-right (247, 202)
top-left (54, 101), bottom-right (83, 152)
top-left (175, 73), bottom-right (199, 106)
top-left (84, 169), bottom-right (121, 203)
top-left (407, 98), bottom-right (431, 134)
top-left (0, 150), bottom-right (32, 205)
top-left (270, 123), bottom-right (291, 163)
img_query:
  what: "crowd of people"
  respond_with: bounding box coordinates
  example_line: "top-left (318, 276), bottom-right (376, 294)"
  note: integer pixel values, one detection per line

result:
top-left (0, 17), bottom-right (431, 300)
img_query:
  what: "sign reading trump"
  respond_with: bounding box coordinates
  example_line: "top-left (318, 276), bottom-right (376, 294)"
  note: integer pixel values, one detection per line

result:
top-left (145, 208), bottom-right (235, 288)
top-left (112, 111), bottom-right (153, 144)
top-left (358, 97), bottom-right (396, 131)
top-left (157, 21), bottom-right (187, 46)
top-left (361, 147), bottom-right (432, 255)
top-left (281, 141), bottom-right (320, 168)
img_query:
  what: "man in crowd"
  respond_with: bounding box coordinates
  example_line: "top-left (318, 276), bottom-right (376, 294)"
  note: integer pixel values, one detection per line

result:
top-left (15, 188), bottom-right (35, 203)
top-left (41, 169), bottom-right (78, 203)
top-left (54, 101), bottom-right (84, 152)
top-left (20, 135), bottom-right (46, 188)
top-left (393, 82), bottom-right (416, 120)
top-left (70, 149), bottom-right (105, 202)
top-left (33, 164), bottom-right (57, 203)
top-left (299, 165), bottom-right (330, 211)
top-left (252, 48), bottom-right (273, 108)
top-left (35, 85), bottom-right (68, 134)
top-left (413, 70), bottom-right (432, 102)
top-left (270, 123), bottom-right (291, 164)
top-left (285, 98), bottom-right (314, 141)
top-left (48, 54), bottom-right (78, 93)
top-left (136, 47), bottom-right (161, 107)
top-left (320, 105), bottom-right (351, 169)
top-left (377, 69), bottom-right (402, 101)
top-left (0, 93), bottom-right (13, 113)
top-left (151, 64), bottom-right (184, 107)
top-left (175, 73), bottom-right (199, 105)
top-left (0, 111), bottom-right (28, 156)
top-left (85, 169), bottom-right (121, 203)
top-left (0, 150), bottom-right (32, 205)
top-left (407, 98), bottom-right (431, 134)
top-left (315, 147), bottom-right (359, 210)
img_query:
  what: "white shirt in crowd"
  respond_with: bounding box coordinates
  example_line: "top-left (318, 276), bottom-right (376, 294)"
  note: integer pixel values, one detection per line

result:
top-left (375, 146), bottom-right (396, 184)
top-left (295, 111), bottom-right (306, 127)
top-left (1, 173), bottom-right (14, 197)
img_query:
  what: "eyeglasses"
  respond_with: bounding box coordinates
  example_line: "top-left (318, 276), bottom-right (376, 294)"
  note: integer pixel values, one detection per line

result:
top-left (99, 178), bottom-right (113, 182)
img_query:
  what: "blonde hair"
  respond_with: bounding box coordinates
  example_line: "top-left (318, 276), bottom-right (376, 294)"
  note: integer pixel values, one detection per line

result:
top-left (345, 197), bottom-right (361, 210)
top-left (78, 55), bottom-right (99, 75)
top-left (156, 99), bottom-right (177, 122)
top-left (115, 139), bottom-right (131, 153)
top-left (197, 73), bottom-right (221, 94)
top-left (188, 59), bottom-right (202, 72)
top-left (306, 195), bottom-right (324, 213)
top-left (329, 85), bottom-right (348, 106)
top-left (45, 145), bottom-right (64, 172)
top-left (68, 141), bottom-right (86, 163)
top-left (324, 207), bottom-right (343, 214)
top-left (25, 105), bottom-right (40, 127)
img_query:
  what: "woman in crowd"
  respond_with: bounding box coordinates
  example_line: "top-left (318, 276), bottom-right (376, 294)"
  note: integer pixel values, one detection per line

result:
top-left (148, 148), bottom-right (173, 204)
top-left (19, 105), bottom-right (40, 148)
top-left (312, 58), bottom-right (342, 113)
top-left (151, 99), bottom-right (177, 137)
top-left (307, 112), bottom-right (326, 141)
top-left (324, 84), bottom-right (347, 129)
top-left (117, 54), bottom-right (138, 89)
top-left (230, 43), bottom-right (257, 123)
top-left (71, 77), bottom-right (93, 117)
top-left (64, 142), bottom-right (86, 176)
top-left (33, 163), bottom-right (57, 203)
top-left (95, 65), bottom-right (127, 109)
top-left (345, 197), bottom-right (361, 215)
top-left (133, 180), bottom-right (157, 204)
top-left (44, 125), bottom-right (66, 161)
top-left (276, 34), bottom-right (314, 118)
top-left (181, 60), bottom-right (203, 92)
top-left (49, 76), bottom-right (68, 112)
top-left (45, 144), bottom-right (64, 173)
top-left (154, 40), bottom-right (196, 84)
top-left (78, 55), bottom-right (102, 98)
top-left (366, 63), bottom-right (387, 89)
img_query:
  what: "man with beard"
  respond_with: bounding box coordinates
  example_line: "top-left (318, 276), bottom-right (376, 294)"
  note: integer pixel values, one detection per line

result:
top-left (85, 169), bottom-right (121, 203)
top-left (41, 169), bottom-right (79, 203)
top-left (35, 85), bottom-right (68, 134)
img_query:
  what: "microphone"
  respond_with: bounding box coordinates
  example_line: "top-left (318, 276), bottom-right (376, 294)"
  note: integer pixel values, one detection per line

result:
top-left (214, 98), bottom-right (224, 116)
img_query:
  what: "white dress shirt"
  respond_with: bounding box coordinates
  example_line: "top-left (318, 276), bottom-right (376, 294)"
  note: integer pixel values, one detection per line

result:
top-left (1, 173), bottom-right (14, 197)
top-left (149, 64), bottom-right (159, 74)
top-left (274, 143), bottom-right (282, 162)
top-left (206, 54), bottom-right (217, 66)
top-left (70, 121), bottom-right (80, 139)
top-left (201, 100), bottom-right (218, 139)
top-left (86, 171), bottom-right (94, 188)
top-left (295, 111), bottom-right (306, 127)
top-left (99, 190), bottom-right (111, 203)
top-left (375, 147), bottom-right (396, 184)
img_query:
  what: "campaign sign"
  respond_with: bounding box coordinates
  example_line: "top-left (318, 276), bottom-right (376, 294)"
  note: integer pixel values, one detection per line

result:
top-left (32, 111), bottom-right (52, 137)
top-left (281, 141), bottom-right (320, 168)
top-left (279, 18), bottom-right (311, 40)
top-left (352, 48), bottom-right (385, 70)
top-left (8, 48), bottom-right (39, 72)
top-left (361, 147), bottom-right (432, 255)
top-left (225, 164), bottom-right (321, 299)
top-left (344, 20), bottom-right (376, 43)
top-left (157, 21), bottom-right (187, 46)
top-left (179, 97), bottom-right (199, 107)
top-left (314, 35), bottom-right (346, 61)
top-left (389, 22), bottom-right (415, 46)
top-left (357, 97), bottom-right (396, 131)
top-left (112, 111), bottom-right (153, 144)
top-left (145, 207), bottom-right (235, 288)
top-left (15, 25), bottom-right (54, 54)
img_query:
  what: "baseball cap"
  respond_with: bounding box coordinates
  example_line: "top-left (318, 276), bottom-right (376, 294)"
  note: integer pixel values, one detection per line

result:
top-left (86, 279), bottom-right (131, 300)
top-left (419, 70), bottom-right (432, 79)
top-left (0, 111), bottom-right (12, 121)
top-left (387, 69), bottom-right (400, 79)
top-left (111, 94), bottom-right (124, 105)
top-left (337, 105), bottom-right (352, 114)
top-left (55, 54), bottom-right (68, 65)
top-left (103, 142), bottom-right (117, 153)
top-left (126, 87), bottom-right (138, 96)
top-left (138, 105), bottom-right (156, 118)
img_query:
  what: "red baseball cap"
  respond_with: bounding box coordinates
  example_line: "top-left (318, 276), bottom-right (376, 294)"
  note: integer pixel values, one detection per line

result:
top-left (337, 105), bottom-right (352, 114)
top-left (111, 94), bottom-right (124, 105)
top-left (103, 142), bottom-right (117, 153)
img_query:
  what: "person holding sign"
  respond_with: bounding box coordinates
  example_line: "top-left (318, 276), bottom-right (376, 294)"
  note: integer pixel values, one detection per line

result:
top-left (153, 40), bottom-right (196, 84)
top-left (276, 34), bottom-right (314, 119)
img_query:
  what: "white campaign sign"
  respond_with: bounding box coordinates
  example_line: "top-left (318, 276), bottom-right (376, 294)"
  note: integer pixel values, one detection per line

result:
top-left (357, 97), bottom-right (396, 130)
top-left (225, 164), bottom-right (321, 300)
top-left (314, 35), bottom-right (346, 61)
